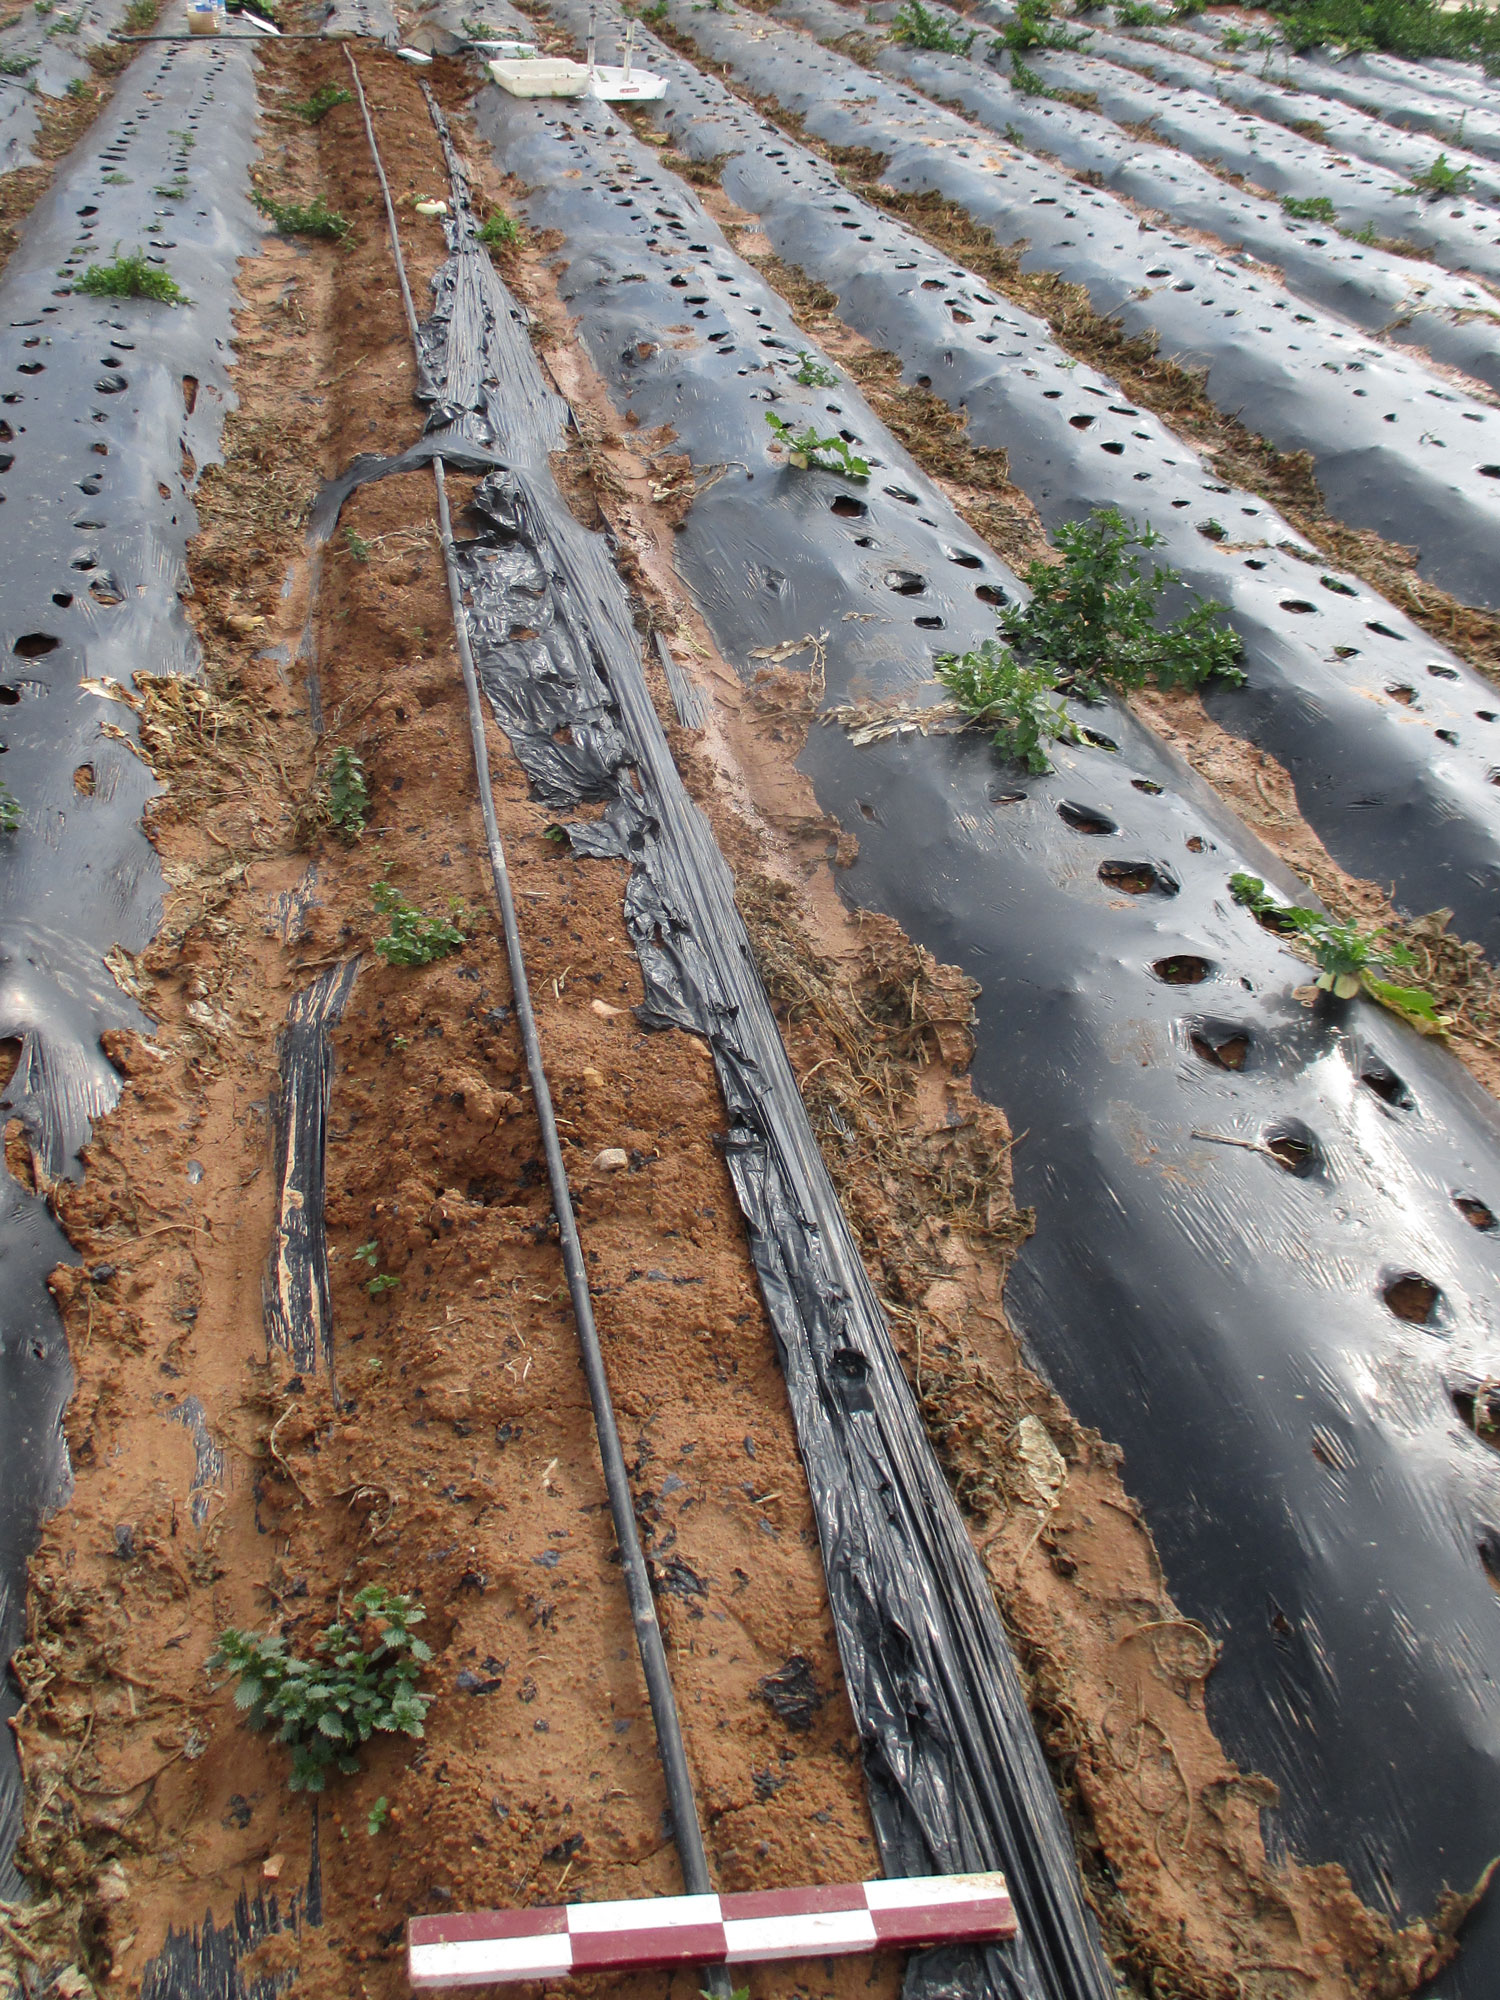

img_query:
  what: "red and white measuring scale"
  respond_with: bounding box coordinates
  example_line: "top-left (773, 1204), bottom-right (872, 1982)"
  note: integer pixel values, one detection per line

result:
top-left (409, 1871), bottom-right (1016, 1988)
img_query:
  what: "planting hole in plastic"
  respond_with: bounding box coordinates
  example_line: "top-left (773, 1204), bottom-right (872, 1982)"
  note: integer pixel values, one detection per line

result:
top-left (830, 495), bottom-right (867, 518)
top-left (1359, 1060), bottom-right (1414, 1110)
top-left (1153, 955), bottom-right (1211, 984)
top-left (72, 766), bottom-right (94, 798)
top-left (12, 635), bottom-right (59, 659)
top-left (1264, 1123), bottom-right (1322, 1176)
top-left (1132, 778), bottom-right (1164, 796)
top-left (1455, 1195), bottom-right (1497, 1232)
top-left (1190, 1022), bottom-right (1251, 1071)
top-left (1099, 858), bottom-right (1177, 896)
top-left (1383, 1273), bottom-right (1442, 1327)
top-left (1057, 801), bottom-right (1117, 835)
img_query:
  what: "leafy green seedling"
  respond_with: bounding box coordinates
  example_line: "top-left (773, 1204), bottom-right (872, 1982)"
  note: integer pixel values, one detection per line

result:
top-left (123, 0), bottom-right (159, 25)
top-left (0, 51), bottom-right (40, 74)
top-left (367, 1273), bottom-right (399, 1297)
top-left (1229, 874), bottom-right (1444, 1027)
top-left (253, 191), bottom-right (351, 242)
top-left (764, 411), bottom-right (869, 480)
top-left (288, 83), bottom-right (352, 121)
top-left (1219, 24), bottom-right (1247, 46)
top-left (1280, 193), bottom-right (1337, 223)
top-left (478, 209), bottom-right (522, 249)
top-left (1408, 152), bottom-right (1472, 200)
top-left (211, 1586), bottom-right (433, 1794)
top-left (998, 508), bottom-right (1244, 699)
top-left (0, 783), bottom-right (22, 833)
top-left (937, 639), bottom-right (1081, 773)
top-left (1008, 56), bottom-right (1056, 95)
top-left (76, 252), bottom-right (186, 304)
top-left (889, 0), bottom-right (979, 53)
top-left (353, 1239), bottom-right (398, 1296)
top-left (999, 0), bottom-right (1091, 53)
top-left (344, 526), bottom-right (371, 562)
top-left (155, 180), bottom-right (191, 199)
top-left (1114, 1), bottom-right (1165, 24)
top-left (328, 745), bottom-right (369, 838)
top-left (367, 1796), bottom-right (390, 1836)
top-left (372, 881), bottom-right (471, 967)
top-left (793, 351), bottom-right (839, 388)
top-left (65, 75), bottom-right (90, 97)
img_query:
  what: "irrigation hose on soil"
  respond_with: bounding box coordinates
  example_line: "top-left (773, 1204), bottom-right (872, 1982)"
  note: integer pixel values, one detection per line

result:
top-left (342, 48), bottom-right (733, 1999)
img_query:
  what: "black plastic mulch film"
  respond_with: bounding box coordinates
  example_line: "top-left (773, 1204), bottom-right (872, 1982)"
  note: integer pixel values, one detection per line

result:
top-left (313, 91), bottom-right (1117, 2000)
top-left (0, 37), bottom-right (261, 1894)
top-left (542, 0), bottom-right (1500, 959)
top-left (466, 49), bottom-right (1500, 1997)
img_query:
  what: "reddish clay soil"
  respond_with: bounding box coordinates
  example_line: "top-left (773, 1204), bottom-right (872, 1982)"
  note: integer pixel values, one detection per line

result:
top-left (0, 38), bottom-right (1486, 2000)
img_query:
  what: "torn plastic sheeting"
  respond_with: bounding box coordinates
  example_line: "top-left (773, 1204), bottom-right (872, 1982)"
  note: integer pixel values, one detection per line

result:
top-left (963, 32), bottom-right (1500, 293)
top-left (478, 84), bottom-right (1500, 1995)
top-left (264, 960), bottom-right (360, 1381)
top-left (563, 0), bottom-right (1500, 952)
top-left (380, 101), bottom-right (1119, 2000)
top-left (650, 0), bottom-right (1500, 613)
top-left (1066, 22), bottom-right (1500, 204)
top-left (0, 30), bottom-right (261, 1885)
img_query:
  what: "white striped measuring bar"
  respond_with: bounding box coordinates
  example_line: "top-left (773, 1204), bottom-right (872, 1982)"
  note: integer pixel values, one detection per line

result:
top-left (409, 1872), bottom-right (1016, 1987)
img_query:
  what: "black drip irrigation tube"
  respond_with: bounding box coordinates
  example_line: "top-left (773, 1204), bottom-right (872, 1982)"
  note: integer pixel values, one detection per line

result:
top-left (0, 31), bottom-right (261, 1893)
top-left (334, 44), bottom-right (1124, 2000)
top-left (469, 71), bottom-right (1500, 1997)
top-left (645, 0), bottom-right (1500, 613)
top-left (341, 49), bottom-right (736, 1997)
top-left (542, 0), bottom-right (1500, 954)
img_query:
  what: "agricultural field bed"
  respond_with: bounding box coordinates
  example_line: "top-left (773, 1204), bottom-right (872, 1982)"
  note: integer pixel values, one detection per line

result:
top-left (0, 4), bottom-right (1498, 2000)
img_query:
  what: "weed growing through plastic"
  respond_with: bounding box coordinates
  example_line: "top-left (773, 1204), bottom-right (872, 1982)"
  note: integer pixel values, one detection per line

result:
top-left (211, 1586), bottom-right (432, 1794)
top-left (0, 783), bottom-right (22, 834)
top-left (353, 1240), bottom-right (399, 1296)
top-left (1281, 193), bottom-right (1337, 223)
top-left (937, 641), bottom-right (1082, 772)
top-left (328, 745), bottom-right (369, 839)
top-left (344, 526), bottom-right (371, 562)
top-left (1008, 56), bottom-right (1057, 95)
top-left (888, 0), bottom-right (979, 54)
top-left (1000, 508), bottom-right (1244, 699)
top-left (999, 0), bottom-right (1091, 53)
top-left (1113, 1), bottom-right (1166, 24)
top-left (1219, 24), bottom-right (1247, 46)
top-left (287, 82), bottom-right (351, 121)
top-left (372, 881), bottom-right (471, 966)
top-left (155, 179), bottom-right (191, 200)
top-left (123, 0), bottom-right (159, 25)
top-left (1264, 0), bottom-right (1500, 73)
top-left (64, 75), bottom-right (89, 97)
top-left (0, 51), bottom-right (39, 73)
top-left (765, 411), bottom-right (870, 479)
top-left (793, 351), bottom-right (839, 387)
top-left (253, 190), bottom-right (351, 241)
top-left (477, 209), bottom-right (522, 249)
top-left (1229, 874), bottom-right (1444, 1026)
top-left (1408, 152), bottom-right (1472, 200)
top-left (76, 251), bottom-right (186, 304)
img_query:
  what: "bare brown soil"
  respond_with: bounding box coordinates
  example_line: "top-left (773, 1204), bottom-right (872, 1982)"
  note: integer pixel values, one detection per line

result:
top-left (0, 29), bottom-right (1492, 2000)
top-left (0, 60), bottom-right (126, 282)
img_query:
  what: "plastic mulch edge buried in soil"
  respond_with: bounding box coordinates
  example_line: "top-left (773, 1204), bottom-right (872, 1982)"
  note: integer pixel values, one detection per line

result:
top-left (551, 0), bottom-right (1500, 957)
top-left (316, 90), bottom-right (1120, 2000)
top-left (656, 0), bottom-right (1500, 614)
top-left (472, 78), bottom-right (1500, 1997)
top-left (0, 34), bottom-right (261, 1891)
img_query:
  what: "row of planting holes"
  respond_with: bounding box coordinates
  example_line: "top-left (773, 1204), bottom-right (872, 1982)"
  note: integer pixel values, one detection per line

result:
top-left (1038, 784), bottom-right (1496, 1328)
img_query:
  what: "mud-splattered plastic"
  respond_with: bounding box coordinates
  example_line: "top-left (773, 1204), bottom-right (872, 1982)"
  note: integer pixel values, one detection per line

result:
top-left (0, 36), bottom-right (261, 1885)
top-left (668, 0), bottom-right (1500, 612)
top-left (475, 75), bottom-right (1500, 1995)
top-left (327, 88), bottom-right (1123, 2000)
top-left (559, 0), bottom-right (1500, 953)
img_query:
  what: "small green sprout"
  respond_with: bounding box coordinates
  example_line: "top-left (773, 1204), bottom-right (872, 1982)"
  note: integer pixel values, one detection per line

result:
top-left (328, 744), bottom-right (370, 838)
top-left (367, 1273), bottom-right (399, 1297)
top-left (793, 351), bottom-right (839, 388)
top-left (210, 1586), bottom-right (433, 1795)
top-left (1229, 874), bottom-right (1445, 1028)
top-left (76, 251), bottom-right (187, 304)
top-left (367, 1796), bottom-right (391, 1836)
top-left (155, 180), bottom-right (191, 199)
top-left (1280, 193), bottom-right (1337, 223)
top-left (889, 0), bottom-right (979, 53)
top-left (765, 411), bottom-right (870, 479)
top-left (344, 526), bottom-right (371, 562)
top-left (1219, 25), bottom-right (1246, 47)
top-left (353, 1239), bottom-right (399, 1297)
top-left (64, 75), bottom-right (90, 97)
top-left (478, 209), bottom-right (522, 249)
top-left (372, 881), bottom-right (471, 967)
top-left (287, 83), bottom-right (352, 122)
top-left (0, 782), bottom-right (22, 833)
top-left (937, 639), bottom-right (1081, 773)
top-left (1008, 56), bottom-right (1056, 96)
top-left (253, 190), bottom-right (352, 242)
